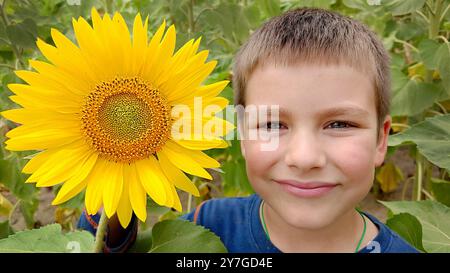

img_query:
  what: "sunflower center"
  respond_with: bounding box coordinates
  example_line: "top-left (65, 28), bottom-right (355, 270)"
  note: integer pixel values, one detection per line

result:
top-left (99, 94), bottom-right (151, 142)
top-left (81, 77), bottom-right (171, 163)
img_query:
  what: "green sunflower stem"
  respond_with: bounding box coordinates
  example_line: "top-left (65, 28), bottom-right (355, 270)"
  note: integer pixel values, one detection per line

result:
top-left (94, 210), bottom-right (108, 253)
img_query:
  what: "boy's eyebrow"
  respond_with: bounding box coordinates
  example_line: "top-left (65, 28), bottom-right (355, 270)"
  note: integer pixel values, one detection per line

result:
top-left (271, 106), bottom-right (370, 119)
top-left (316, 106), bottom-right (370, 118)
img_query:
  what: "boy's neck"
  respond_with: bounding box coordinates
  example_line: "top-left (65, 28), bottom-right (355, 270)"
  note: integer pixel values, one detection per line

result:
top-left (262, 201), bottom-right (379, 253)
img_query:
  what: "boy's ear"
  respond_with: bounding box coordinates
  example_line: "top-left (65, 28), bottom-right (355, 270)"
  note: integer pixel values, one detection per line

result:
top-left (374, 115), bottom-right (392, 167)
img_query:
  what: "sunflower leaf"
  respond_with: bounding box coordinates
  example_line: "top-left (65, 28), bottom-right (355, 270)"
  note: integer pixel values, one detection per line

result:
top-left (379, 200), bottom-right (450, 253)
top-left (149, 219), bottom-right (227, 253)
top-left (388, 114), bottom-right (450, 172)
top-left (386, 213), bottom-right (426, 252)
top-left (0, 224), bottom-right (94, 253)
top-left (430, 178), bottom-right (450, 207)
top-left (128, 227), bottom-right (153, 253)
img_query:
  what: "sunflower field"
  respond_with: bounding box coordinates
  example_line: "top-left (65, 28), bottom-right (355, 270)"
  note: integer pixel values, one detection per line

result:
top-left (0, 0), bottom-right (449, 253)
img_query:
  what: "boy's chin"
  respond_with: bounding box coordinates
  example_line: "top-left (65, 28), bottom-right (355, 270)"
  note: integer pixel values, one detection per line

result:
top-left (277, 205), bottom-right (347, 231)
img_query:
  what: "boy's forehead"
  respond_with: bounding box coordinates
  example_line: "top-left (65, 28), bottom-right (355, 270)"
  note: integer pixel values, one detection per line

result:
top-left (246, 62), bottom-right (375, 98)
top-left (275, 105), bottom-right (370, 119)
top-left (245, 62), bottom-right (377, 117)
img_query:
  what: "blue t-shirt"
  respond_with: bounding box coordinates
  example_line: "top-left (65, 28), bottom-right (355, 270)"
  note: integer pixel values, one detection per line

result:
top-left (181, 194), bottom-right (420, 253)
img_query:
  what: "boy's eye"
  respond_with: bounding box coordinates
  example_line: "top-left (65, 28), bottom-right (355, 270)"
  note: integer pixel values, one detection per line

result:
top-left (259, 121), bottom-right (285, 130)
top-left (326, 121), bottom-right (354, 129)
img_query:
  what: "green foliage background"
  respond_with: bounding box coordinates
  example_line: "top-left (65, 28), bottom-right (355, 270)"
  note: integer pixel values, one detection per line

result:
top-left (0, 0), bottom-right (449, 252)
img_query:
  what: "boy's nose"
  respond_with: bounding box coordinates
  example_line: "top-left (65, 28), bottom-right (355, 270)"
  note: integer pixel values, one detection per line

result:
top-left (283, 131), bottom-right (326, 171)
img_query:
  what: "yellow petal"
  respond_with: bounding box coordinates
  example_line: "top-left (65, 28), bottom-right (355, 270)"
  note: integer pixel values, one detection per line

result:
top-left (125, 163), bottom-right (147, 222)
top-left (22, 151), bottom-right (54, 174)
top-left (1, 108), bottom-right (78, 125)
top-left (132, 13), bottom-right (148, 75)
top-left (9, 81), bottom-right (82, 107)
top-left (116, 171), bottom-right (132, 228)
top-left (157, 150), bottom-right (200, 196)
top-left (170, 81), bottom-right (229, 105)
top-left (25, 140), bottom-right (87, 183)
top-left (52, 152), bottom-right (98, 205)
top-left (6, 122), bottom-right (80, 139)
top-left (135, 156), bottom-right (168, 206)
top-left (147, 19), bottom-right (166, 54)
top-left (171, 60), bottom-right (217, 98)
top-left (169, 184), bottom-right (182, 212)
top-left (167, 139), bottom-right (220, 168)
top-left (157, 39), bottom-right (195, 87)
top-left (49, 28), bottom-right (97, 84)
top-left (72, 16), bottom-right (112, 80)
top-left (174, 138), bottom-right (228, 150)
top-left (102, 161), bottom-right (124, 218)
top-left (85, 158), bottom-right (108, 215)
top-left (9, 94), bottom-right (81, 114)
top-left (164, 50), bottom-right (210, 101)
top-left (35, 148), bottom-right (93, 187)
top-left (159, 141), bottom-right (212, 180)
top-left (202, 116), bottom-right (235, 138)
top-left (142, 22), bottom-right (171, 83)
top-left (36, 38), bottom-right (96, 83)
top-left (196, 80), bottom-right (229, 98)
top-left (151, 24), bottom-right (176, 85)
top-left (29, 59), bottom-right (90, 96)
top-left (5, 130), bottom-right (81, 151)
top-left (14, 71), bottom-right (82, 102)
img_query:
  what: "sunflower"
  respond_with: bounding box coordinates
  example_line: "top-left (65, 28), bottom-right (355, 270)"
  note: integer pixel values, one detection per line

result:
top-left (1, 8), bottom-right (233, 227)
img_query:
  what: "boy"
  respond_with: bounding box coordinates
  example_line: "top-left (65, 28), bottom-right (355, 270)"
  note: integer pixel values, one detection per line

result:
top-left (79, 7), bottom-right (419, 253)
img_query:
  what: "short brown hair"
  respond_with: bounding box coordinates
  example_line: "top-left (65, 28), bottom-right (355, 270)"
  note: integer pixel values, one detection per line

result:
top-left (233, 8), bottom-right (390, 130)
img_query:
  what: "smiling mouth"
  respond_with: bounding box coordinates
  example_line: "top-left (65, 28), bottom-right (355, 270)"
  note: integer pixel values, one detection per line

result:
top-left (273, 180), bottom-right (339, 198)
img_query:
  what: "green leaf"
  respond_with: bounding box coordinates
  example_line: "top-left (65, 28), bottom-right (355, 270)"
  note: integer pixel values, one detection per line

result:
top-left (386, 0), bottom-right (426, 16)
top-left (221, 140), bottom-right (254, 196)
top-left (390, 80), bottom-right (445, 117)
top-left (200, 2), bottom-right (252, 45)
top-left (390, 65), bottom-right (409, 93)
top-left (394, 18), bottom-right (426, 41)
top-left (149, 219), bottom-right (227, 253)
top-left (260, 0), bottom-right (281, 17)
top-left (244, 4), bottom-right (262, 29)
top-left (436, 43), bottom-right (450, 95)
top-left (128, 227), bottom-right (153, 253)
top-left (419, 39), bottom-right (441, 70)
top-left (5, 18), bottom-right (38, 49)
top-left (388, 114), bottom-right (450, 172)
top-left (0, 155), bottom-right (37, 201)
top-left (343, 0), bottom-right (372, 10)
top-left (386, 213), bottom-right (426, 252)
top-left (0, 134), bottom-right (37, 202)
top-left (430, 178), bottom-right (450, 207)
top-left (0, 220), bottom-right (14, 240)
top-left (297, 0), bottom-right (337, 9)
top-left (379, 200), bottom-right (450, 252)
top-left (0, 224), bottom-right (94, 253)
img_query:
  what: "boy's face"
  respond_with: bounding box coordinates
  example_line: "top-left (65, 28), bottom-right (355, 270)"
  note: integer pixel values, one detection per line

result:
top-left (241, 63), bottom-right (391, 229)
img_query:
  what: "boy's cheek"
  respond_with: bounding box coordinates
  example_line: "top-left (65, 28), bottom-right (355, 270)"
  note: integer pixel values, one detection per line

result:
top-left (329, 138), bottom-right (377, 183)
top-left (242, 140), bottom-right (278, 174)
